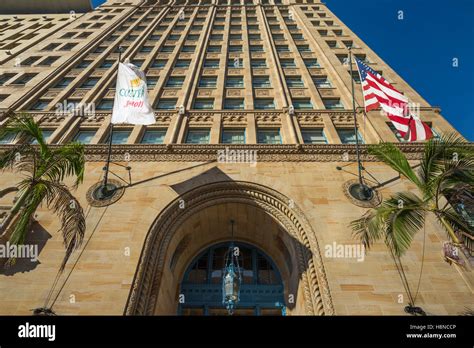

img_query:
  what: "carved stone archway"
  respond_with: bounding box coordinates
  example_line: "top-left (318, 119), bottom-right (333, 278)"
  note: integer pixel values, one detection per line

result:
top-left (124, 181), bottom-right (334, 315)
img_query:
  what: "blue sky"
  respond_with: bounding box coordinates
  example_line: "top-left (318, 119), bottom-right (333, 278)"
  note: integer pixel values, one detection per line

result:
top-left (91, 0), bottom-right (473, 140)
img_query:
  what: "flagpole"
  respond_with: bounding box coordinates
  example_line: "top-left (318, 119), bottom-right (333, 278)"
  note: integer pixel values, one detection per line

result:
top-left (348, 48), bottom-right (372, 201)
top-left (101, 46), bottom-right (122, 197)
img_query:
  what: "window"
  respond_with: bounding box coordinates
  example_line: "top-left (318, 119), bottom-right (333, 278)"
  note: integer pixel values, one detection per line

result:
top-left (60, 43), bottom-right (77, 51)
top-left (286, 77), bottom-right (304, 88)
top-left (343, 40), bottom-right (356, 48)
top-left (96, 99), bottom-right (114, 110)
top-left (146, 78), bottom-right (158, 88)
top-left (210, 34), bottom-right (223, 40)
top-left (0, 132), bottom-right (17, 144)
top-left (224, 98), bottom-right (244, 110)
top-left (30, 100), bottom-right (49, 110)
top-left (100, 60), bottom-right (114, 68)
top-left (141, 129), bottom-right (166, 144)
top-left (204, 60), bottom-right (219, 68)
top-left (160, 46), bottom-right (174, 53)
top-left (301, 129), bottom-right (327, 144)
top-left (42, 43), bottom-right (60, 51)
top-left (30, 130), bottom-right (54, 144)
top-left (272, 34), bottom-right (285, 40)
top-left (254, 99), bottom-right (275, 110)
top-left (257, 129), bottom-right (281, 144)
top-left (250, 45), bottom-right (264, 52)
top-left (251, 59), bottom-right (267, 68)
top-left (293, 99), bottom-right (313, 110)
top-left (73, 130), bottom-right (96, 144)
top-left (227, 58), bottom-right (243, 68)
top-left (207, 45), bottom-right (221, 53)
top-left (292, 34), bottom-right (304, 40)
top-left (326, 41), bottom-right (338, 48)
top-left (149, 34), bottom-right (161, 40)
top-left (221, 129), bottom-right (245, 144)
top-left (280, 59), bottom-right (296, 68)
top-left (350, 71), bottom-right (361, 84)
top-left (304, 59), bottom-right (320, 68)
top-left (132, 59), bottom-right (144, 67)
top-left (152, 60), bottom-right (167, 68)
top-left (175, 60), bottom-right (191, 68)
top-left (276, 45), bottom-right (290, 52)
top-left (323, 98), bottom-right (344, 110)
top-left (313, 77), bottom-right (332, 88)
top-left (168, 34), bottom-right (180, 41)
top-left (199, 76), bottom-right (217, 88)
top-left (229, 45), bottom-right (243, 53)
top-left (0, 73), bottom-right (16, 86)
top-left (166, 77), bottom-right (185, 88)
top-left (12, 74), bottom-right (36, 85)
top-left (156, 99), bottom-right (177, 110)
top-left (252, 76), bottom-right (271, 88)
top-left (182, 46), bottom-right (196, 53)
top-left (226, 76), bottom-right (244, 88)
top-left (140, 46), bottom-right (153, 53)
top-left (213, 25), bottom-right (224, 31)
top-left (20, 56), bottom-right (40, 66)
top-left (248, 34), bottom-right (261, 40)
top-left (106, 130), bottom-right (131, 144)
top-left (81, 78), bottom-right (99, 88)
top-left (38, 56), bottom-right (60, 66)
top-left (54, 78), bottom-right (74, 88)
top-left (338, 129), bottom-right (364, 144)
top-left (229, 34), bottom-right (242, 40)
top-left (187, 34), bottom-right (199, 41)
top-left (297, 45), bottom-right (311, 52)
top-left (185, 129), bottom-right (210, 144)
top-left (194, 99), bottom-right (214, 110)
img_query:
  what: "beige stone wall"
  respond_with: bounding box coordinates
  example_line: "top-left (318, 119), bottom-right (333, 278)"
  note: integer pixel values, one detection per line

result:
top-left (0, 160), bottom-right (471, 315)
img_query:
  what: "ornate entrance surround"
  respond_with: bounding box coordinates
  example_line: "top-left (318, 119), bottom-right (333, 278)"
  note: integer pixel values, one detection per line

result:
top-left (124, 180), bottom-right (334, 315)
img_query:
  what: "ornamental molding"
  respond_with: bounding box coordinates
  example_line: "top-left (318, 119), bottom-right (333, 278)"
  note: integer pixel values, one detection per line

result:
top-left (124, 181), bottom-right (335, 316)
top-left (0, 144), bottom-right (433, 163)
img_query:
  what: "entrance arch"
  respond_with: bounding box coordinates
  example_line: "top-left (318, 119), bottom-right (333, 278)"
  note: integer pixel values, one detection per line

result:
top-left (125, 181), bottom-right (334, 315)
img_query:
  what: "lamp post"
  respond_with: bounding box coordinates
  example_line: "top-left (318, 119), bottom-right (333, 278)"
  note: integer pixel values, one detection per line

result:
top-left (222, 220), bottom-right (242, 315)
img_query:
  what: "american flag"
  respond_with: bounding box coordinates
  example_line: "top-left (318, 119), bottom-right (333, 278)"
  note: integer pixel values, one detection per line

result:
top-left (355, 58), bottom-right (433, 142)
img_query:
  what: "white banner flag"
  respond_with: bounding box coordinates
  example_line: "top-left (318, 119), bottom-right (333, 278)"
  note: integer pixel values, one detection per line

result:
top-left (111, 62), bottom-right (155, 125)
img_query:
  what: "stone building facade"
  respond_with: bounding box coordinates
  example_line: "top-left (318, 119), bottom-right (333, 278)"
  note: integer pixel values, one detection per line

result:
top-left (0, 0), bottom-right (472, 315)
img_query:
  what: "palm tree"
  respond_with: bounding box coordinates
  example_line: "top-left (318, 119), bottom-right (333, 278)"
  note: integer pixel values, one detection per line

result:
top-left (350, 133), bottom-right (473, 313)
top-left (0, 114), bottom-right (86, 272)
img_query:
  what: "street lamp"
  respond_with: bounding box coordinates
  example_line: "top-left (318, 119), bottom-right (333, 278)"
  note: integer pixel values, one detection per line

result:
top-left (222, 220), bottom-right (242, 315)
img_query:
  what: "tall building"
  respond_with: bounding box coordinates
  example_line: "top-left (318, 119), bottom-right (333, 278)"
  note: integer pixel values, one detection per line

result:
top-left (0, 0), bottom-right (472, 316)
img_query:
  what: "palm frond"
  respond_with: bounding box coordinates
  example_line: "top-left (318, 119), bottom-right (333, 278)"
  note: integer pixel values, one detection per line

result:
top-left (41, 143), bottom-right (85, 187)
top-left (43, 181), bottom-right (85, 272)
top-left (435, 205), bottom-right (474, 237)
top-left (368, 142), bottom-right (422, 188)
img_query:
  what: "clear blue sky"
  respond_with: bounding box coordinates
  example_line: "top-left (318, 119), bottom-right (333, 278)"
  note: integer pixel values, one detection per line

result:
top-left (91, 0), bottom-right (473, 140)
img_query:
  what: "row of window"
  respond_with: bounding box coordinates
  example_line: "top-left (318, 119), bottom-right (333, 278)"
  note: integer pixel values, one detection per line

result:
top-left (0, 128), bottom-right (363, 145)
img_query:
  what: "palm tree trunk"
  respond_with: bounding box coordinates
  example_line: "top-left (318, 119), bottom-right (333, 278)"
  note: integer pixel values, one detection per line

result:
top-left (438, 214), bottom-right (461, 245)
top-left (0, 190), bottom-right (28, 236)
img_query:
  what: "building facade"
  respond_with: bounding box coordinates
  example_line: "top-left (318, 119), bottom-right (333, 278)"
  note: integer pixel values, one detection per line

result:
top-left (0, 0), bottom-right (472, 316)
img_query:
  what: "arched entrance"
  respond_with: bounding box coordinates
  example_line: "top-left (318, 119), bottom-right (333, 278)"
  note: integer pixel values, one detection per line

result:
top-left (179, 242), bottom-right (285, 316)
top-left (125, 181), bottom-right (334, 316)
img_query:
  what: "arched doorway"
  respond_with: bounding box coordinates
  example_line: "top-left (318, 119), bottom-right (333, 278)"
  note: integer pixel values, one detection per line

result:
top-left (179, 242), bottom-right (285, 316)
top-left (125, 181), bottom-right (334, 316)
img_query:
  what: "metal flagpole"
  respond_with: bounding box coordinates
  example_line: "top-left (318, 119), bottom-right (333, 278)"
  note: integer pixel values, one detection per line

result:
top-left (348, 48), bottom-right (372, 201)
top-left (101, 46), bottom-right (123, 197)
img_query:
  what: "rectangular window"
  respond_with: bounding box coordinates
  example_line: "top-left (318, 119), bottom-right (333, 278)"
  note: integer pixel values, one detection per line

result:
top-left (227, 58), bottom-right (243, 68)
top-left (229, 45), bottom-right (243, 53)
top-left (0, 73), bottom-right (16, 86)
top-left (350, 71), bottom-right (361, 84)
top-left (204, 60), bottom-right (220, 68)
top-left (156, 99), bottom-right (177, 110)
top-left (166, 77), bottom-right (185, 88)
top-left (81, 78), bottom-right (99, 88)
top-left (226, 76), bottom-right (244, 88)
top-left (229, 34), bottom-right (242, 40)
top-left (160, 46), bottom-right (174, 53)
top-left (304, 59), bottom-right (320, 68)
top-left (224, 98), bottom-right (244, 110)
top-left (337, 129), bottom-right (364, 144)
top-left (280, 59), bottom-right (296, 68)
top-left (286, 76), bottom-right (304, 88)
top-left (175, 59), bottom-right (191, 68)
top-left (73, 130), bottom-right (96, 144)
top-left (207, 45), bottom-right (221, 53)
top-left (0, 132), bottom-right (17, 144)
top-left (38, 56), bottom-right (60, 66)
top-left (276, 45), bottom-right (290, 52)
top-left (210, 34), bottom-right (223, 40)
top-left (248, 34), bottom-right (261, 40)
top-left (323, 98), bottom-right (344, 110)
top-left (257, 129), bottom-right (281, 144)
top-left (30, 100), bottom-right (49, 111)
top-left (12, 74), bottom-right (36, 85)
top-left (254, 98), bottom-right (275, 110)
top-left (199, 76), bottom-right (217, 88)
top-left (251, 59), bottom-right (267, 68)
top-left (182, 46), bottom-right (196, 53)
top-left (54, 78), bottom-right (74, 88)
top-left (387, 123), bottom-right (406, 142)
top-left (146, 78), bottom-right (158, 88)
top-left (140, 46), bottom-right (153, 53)
top-left (20, 56), bottom-right (40, 66)
top-left (42, 43), bottom-right (60, 51)
top-left (187, 34), bottom-right (199, 41)
top-left (106, 130), bottom-right (131, 145)
top-left (152, 59), bottom-right (167, 68)
top-left (100, 60), bottom-right (114, 68)
top-left (185, 129), bottom-right (210, 144)
top-left (326, 41), bottom-right (338, 48)
top-left (194, 98), bottom-right (214, 110)
top-left (60, 43), bottom-right (77, 51)
top-left (250, 45), bottom-right (264, 52)
top-left (141, 129), bottom-right (166, 144)
top-left (297, 45), bottom-right (311, 52)
top-left (221, 129), bottom-right (245, 144)
top-left (293, 99), bottom-right (313, 110)
top-left (301, 128), bottom-right (327, 144)
top-left (96, 99), bottom-right (114, 110)
top-left (252, 76), bottom-right (271, 88)
top-left (313, 77), bottom-right (332, 88)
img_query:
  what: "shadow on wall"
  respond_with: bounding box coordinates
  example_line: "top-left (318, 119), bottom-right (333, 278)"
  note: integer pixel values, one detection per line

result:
top-left (0, 223), bottom-right (51, 276)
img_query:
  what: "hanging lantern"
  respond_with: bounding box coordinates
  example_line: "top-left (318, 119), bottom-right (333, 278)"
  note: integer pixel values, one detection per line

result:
top-left (222, 221), bottom-right (242, 315)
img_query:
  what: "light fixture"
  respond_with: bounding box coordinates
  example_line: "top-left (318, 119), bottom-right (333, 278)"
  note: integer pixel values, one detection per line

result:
top-left (222, 220), bottom-right (242, 315)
